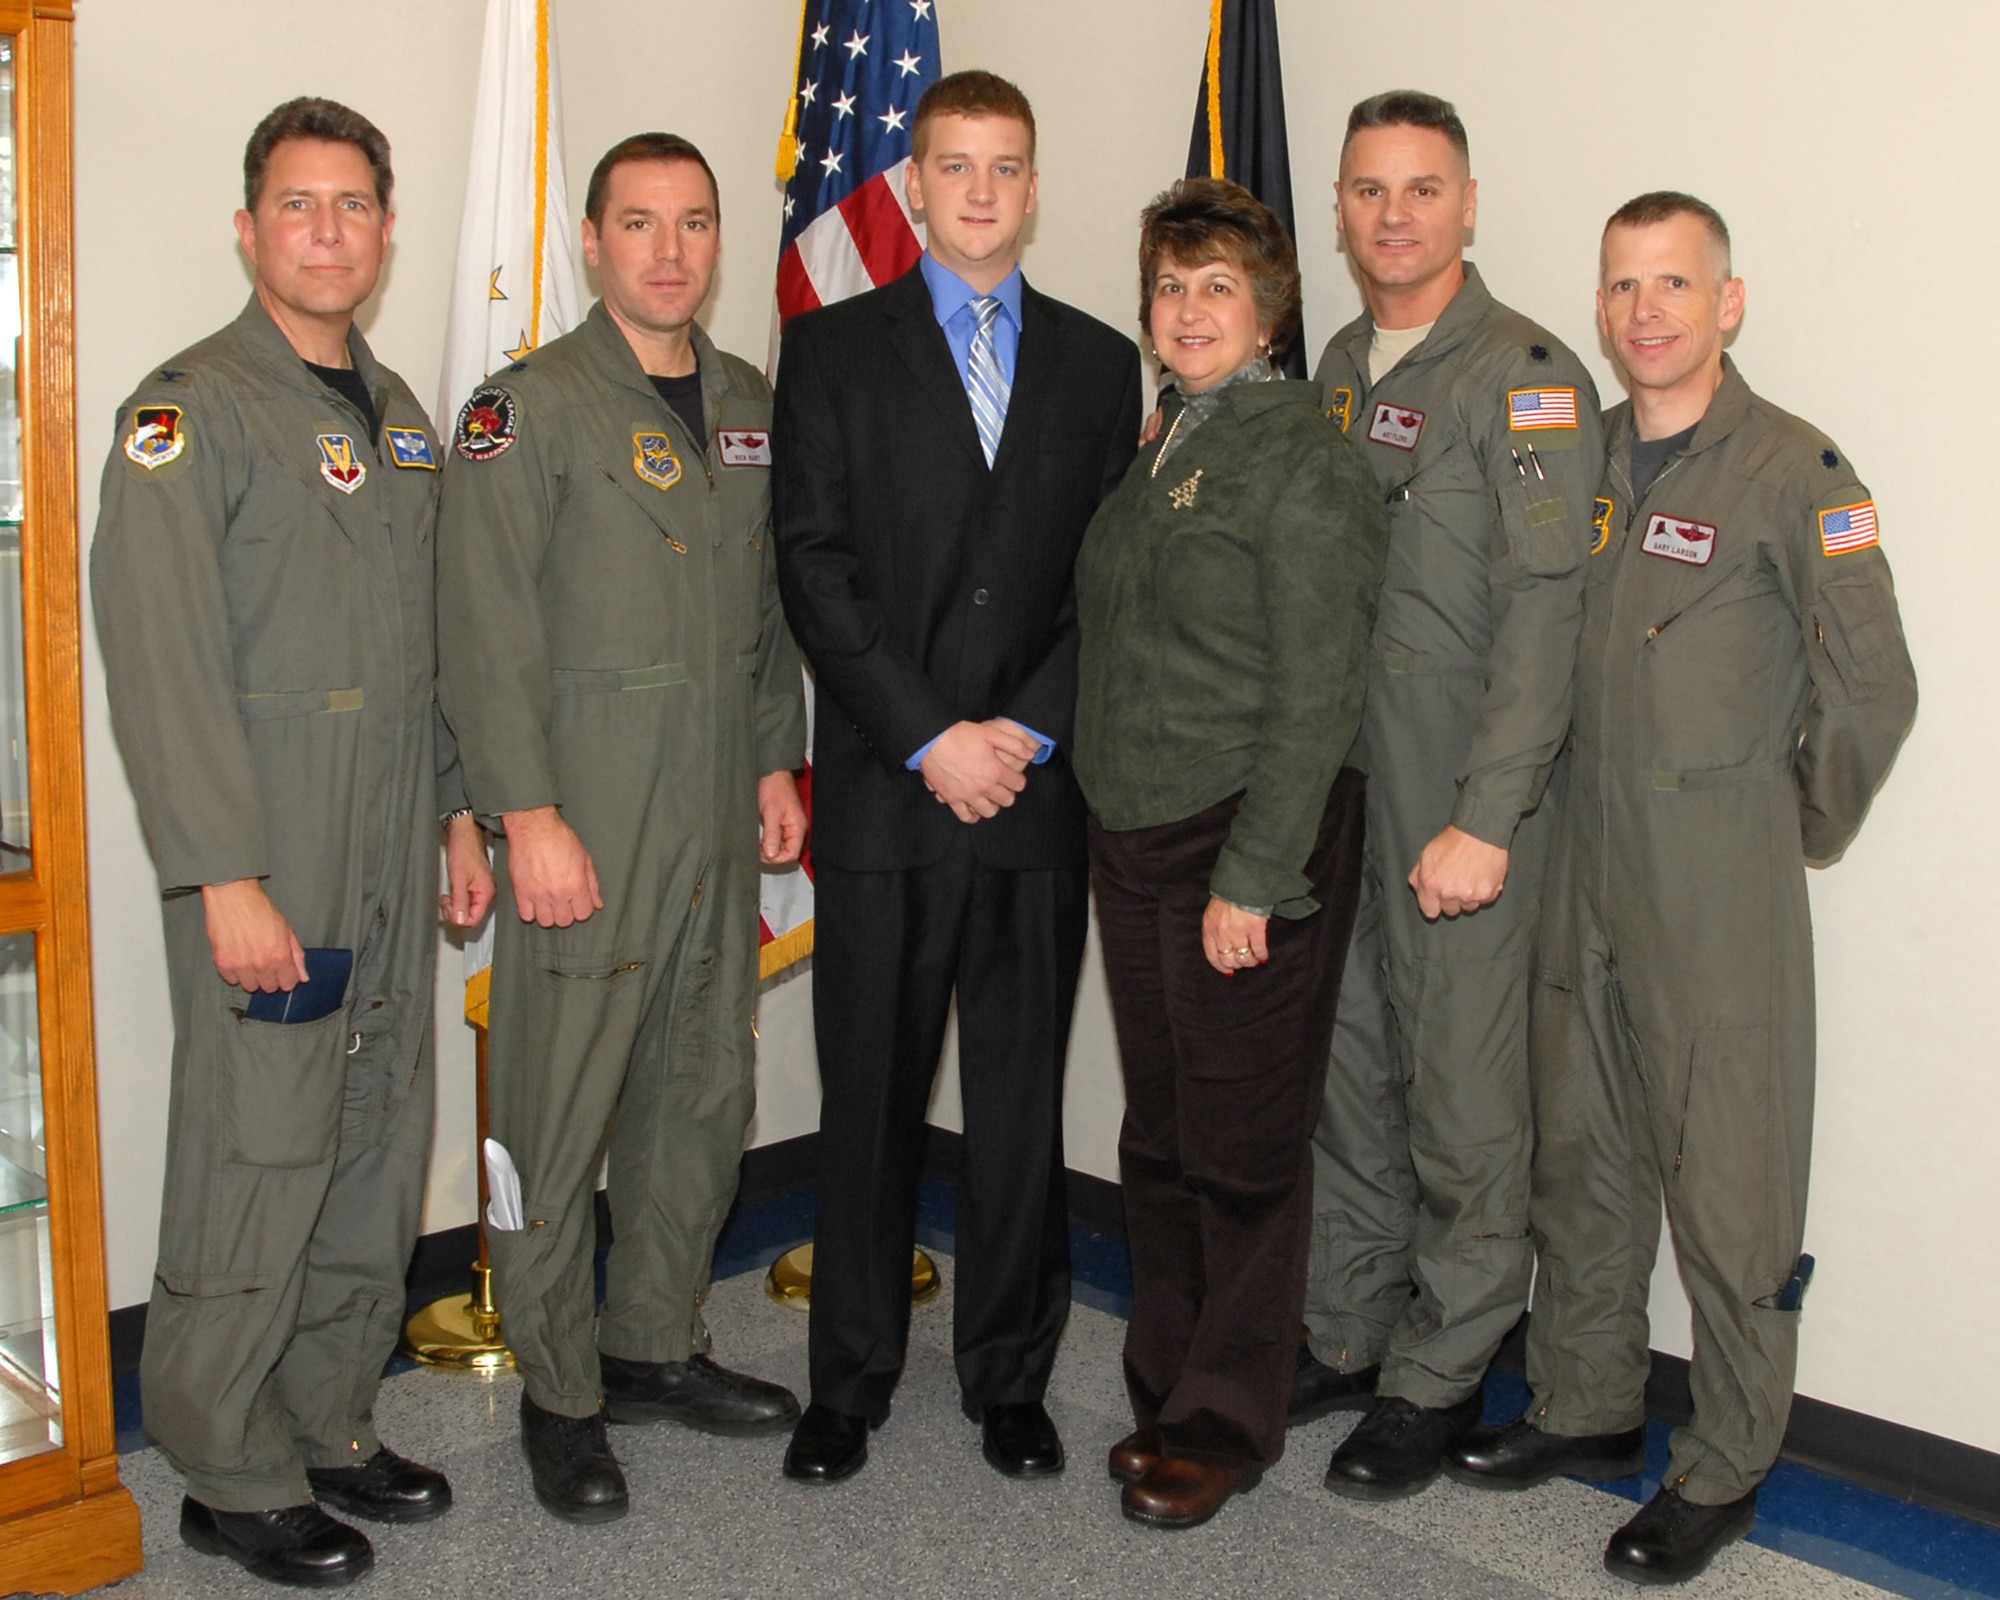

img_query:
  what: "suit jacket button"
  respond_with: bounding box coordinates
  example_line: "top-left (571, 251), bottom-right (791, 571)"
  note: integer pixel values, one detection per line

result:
top-left (973, 588), bottom-right (990, 605)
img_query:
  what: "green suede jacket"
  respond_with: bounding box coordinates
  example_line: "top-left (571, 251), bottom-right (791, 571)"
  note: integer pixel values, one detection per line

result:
top-left (1075, 377), bottom-right (1388, 917)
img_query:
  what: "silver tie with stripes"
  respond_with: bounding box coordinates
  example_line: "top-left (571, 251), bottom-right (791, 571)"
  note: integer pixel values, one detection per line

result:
top-left (965, 295), bottom-right (1010, 468)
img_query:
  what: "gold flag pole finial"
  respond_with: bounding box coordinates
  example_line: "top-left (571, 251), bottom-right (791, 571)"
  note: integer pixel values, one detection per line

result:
top-left (776, 0), bottom-right (812, 180)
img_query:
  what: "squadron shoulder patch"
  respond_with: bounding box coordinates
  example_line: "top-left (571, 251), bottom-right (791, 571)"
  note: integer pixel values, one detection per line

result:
top-left (1819, 500), bottom-right (1879, 557)
top-left (1508, 387), bottom-right (1579, 431)
top-left (716, 429), bottom-right (773, 468)
top-left (385, 426), bottom-right (438, 470)
top-left (1591, 496), bottom-right (1614, 555)
top-left (1366, 401), bottom-right (1425, 451)
top-left (1642, 511), bottom-right (1716, 566)
top-left (316, 433), bottom-right (366, 494)
top-left (633, 432), bottom-right (682, 490)
top-left (455, 386), bottom-right (518, 462)
top-left (123, 405), bottom-right (186, 470)
top-left (1325, 386), bottom-right (1355, 434)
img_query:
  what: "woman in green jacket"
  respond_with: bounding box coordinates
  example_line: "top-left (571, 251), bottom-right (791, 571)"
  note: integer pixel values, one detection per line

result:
top-left (1075, 178), bottom-right (1389, 1531)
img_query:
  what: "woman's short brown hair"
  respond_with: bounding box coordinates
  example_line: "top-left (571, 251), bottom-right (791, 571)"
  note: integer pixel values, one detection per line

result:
top-left (1137, 178), bottom-right (1301, 362)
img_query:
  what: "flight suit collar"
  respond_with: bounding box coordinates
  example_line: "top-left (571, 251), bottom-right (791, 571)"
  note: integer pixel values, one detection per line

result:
top-left (1342, 261), bottom-right (1497, 391)
top-left (578, 298), bottom-right (745, 455)
top-left (227, 292), bottom-right (392, 422)
top-left (1604, 355), bottom-right (1752, 465)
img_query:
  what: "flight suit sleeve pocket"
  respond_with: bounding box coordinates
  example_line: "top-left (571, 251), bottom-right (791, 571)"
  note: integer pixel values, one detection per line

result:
top-left (1809, 573), bottom-right (1905, 704)
top-left (1498, 479), bottom-right (1585, 578)
top-left (219, 1004), bottom-right (349, 1168)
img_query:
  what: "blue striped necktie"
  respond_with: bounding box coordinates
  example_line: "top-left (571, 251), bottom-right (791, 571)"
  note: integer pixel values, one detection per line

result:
top-left (965, 295), bottom-right (1010, 468)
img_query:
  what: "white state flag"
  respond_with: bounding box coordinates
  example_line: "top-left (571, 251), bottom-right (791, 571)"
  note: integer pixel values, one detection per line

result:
top-left (444, 0), bottom-right (579, 1024)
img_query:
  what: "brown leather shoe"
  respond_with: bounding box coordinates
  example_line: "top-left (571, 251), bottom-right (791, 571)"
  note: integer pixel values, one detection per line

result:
top-left (1107, 1425), bottom-right (1162, 1485)
top-left (1120, 1456), bottom-right (1261, 1530)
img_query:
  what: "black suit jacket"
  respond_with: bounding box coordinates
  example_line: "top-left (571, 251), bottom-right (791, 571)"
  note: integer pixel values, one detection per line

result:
top-left (774, 264), bottom-right (1142, 872)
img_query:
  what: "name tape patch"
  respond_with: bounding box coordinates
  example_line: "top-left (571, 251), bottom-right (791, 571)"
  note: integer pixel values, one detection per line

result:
top-left (1366, 401), bottom-right (1425, 452)
top-left (717, 428), bottom-right (773, 467)
top-left (1508, 387), bottom-right (1579, 431)
top-left (1642, 511), bottom-right (1716, 566)
top-left (1819, 500), bottom-right (1879, 557)
top-left (385, 427), bottom-right (437, 470)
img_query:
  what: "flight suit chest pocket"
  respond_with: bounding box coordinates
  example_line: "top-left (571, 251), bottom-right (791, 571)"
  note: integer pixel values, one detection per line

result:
top-left (219, 1003), bottom-right (350, 1168)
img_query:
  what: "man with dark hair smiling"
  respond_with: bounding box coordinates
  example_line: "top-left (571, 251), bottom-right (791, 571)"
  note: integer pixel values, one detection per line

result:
top-left (1295, 89), bottom-right (1606, 1503)
top-left (437, 131), bottom-right (808, 1525)
top-left (1450, 192), bottom-right (1916, 1586)
top-left (775, 69), bottom-right (1140, 1486)
top-left (93, 97), bottom-right (485, 1588)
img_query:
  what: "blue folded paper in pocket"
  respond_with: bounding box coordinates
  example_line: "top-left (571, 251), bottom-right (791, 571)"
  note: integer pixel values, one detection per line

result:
top-left (242, 947), bottom-right (353, 1024)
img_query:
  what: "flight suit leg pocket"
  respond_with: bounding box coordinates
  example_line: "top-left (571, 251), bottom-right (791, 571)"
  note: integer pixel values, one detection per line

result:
top-left (219, 1003), bottom-right (350, 1169)
top-left (1674, 1025), bottom-right (1787, 1290)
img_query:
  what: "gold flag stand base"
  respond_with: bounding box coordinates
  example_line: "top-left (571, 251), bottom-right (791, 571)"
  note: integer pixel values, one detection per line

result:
top-left (404, 1261), bottom-right (515, 1374)
top-left (766, 1243), bottom-right (939, 1310)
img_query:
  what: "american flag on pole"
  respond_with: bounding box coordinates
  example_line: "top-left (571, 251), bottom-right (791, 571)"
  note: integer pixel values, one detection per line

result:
top-left (438, 0), bottom-right (580, 1025)
top-left (757, 0), bottom-right (940, 980)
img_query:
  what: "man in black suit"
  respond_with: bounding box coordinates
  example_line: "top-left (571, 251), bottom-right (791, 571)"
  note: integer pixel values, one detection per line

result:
top-left (774, 70), bottom-right (1141, 1485)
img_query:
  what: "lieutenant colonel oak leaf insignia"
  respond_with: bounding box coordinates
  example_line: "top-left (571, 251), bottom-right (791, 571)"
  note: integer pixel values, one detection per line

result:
top-left (1591, 496), bottom-right (1614, 555)
top-left (632, 432), bottom-right (683, 491)
top-left (317, 434), bottom-right (366, 495)
top-left (124, 405), bottom-right (187, 470)
top-left (1168, 469), bottom-right (1204, 511)
top-left (1819, 501), bottom-right (1879, 556)
top-left (454, 385), bottom-right (518, 462)
top-left (1508, 387), bottom-right (1579, 431)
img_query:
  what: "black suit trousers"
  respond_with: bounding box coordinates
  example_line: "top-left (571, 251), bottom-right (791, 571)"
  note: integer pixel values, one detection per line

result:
top-left (807, 832), bottom-right (1087, 1421)
top-left (1090, 772), bottom-right (1367, 1470)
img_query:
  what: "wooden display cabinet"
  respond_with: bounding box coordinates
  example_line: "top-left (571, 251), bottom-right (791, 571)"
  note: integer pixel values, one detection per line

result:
top-left (0, 1), bottom-right (144, 1591)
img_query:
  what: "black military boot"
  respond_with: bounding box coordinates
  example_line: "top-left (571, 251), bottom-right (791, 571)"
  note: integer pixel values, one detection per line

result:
top-left (600, 1351), bottom-right (801, 1436)
top-left (180, 1495), bottom-right (374, 1588)
top-left (520, 1394), bottom-right (629, 1524)
top-left (1323, 1392), bottom-right (1484, 1500)
top-left (1288, 1343), bottom-right (1381, 1426)
top-left (1447, 1416), bottom-right (1647, 1489)
top-left (307, 1445), bottom-right (453, 1522)
top-left (1603, 1485), bottom-right (1757, 1585)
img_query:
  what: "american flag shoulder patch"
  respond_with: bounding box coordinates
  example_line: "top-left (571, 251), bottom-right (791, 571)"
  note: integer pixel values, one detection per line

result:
top-left (1508, 386), bottom-right (1579, 431)
top-left (1818, 500), bottom-right (1880, 556)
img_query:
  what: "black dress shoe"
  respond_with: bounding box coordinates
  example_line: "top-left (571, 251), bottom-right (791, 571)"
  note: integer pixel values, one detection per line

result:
top-left (1604, 1485), bottom-right (1757, 1585)
top-left (601, 1351), bottom-right (802, 1437)
top-left (1288, 1345), bottom-right (1381, 1426)
top-left (520, 1394), bottom-right (629, 1524)
top-left (180, 1496), bottom-right (373, 1588)
top-left (307, 1445), bottom-right (453, 1523)
top-left (1121, 1456), bottom-right (1262, 1530)
top-left (783, 1402), bottom-right (875, 1484)
top-left (1323, 1392), bottom-right (1485, 1500)
top-left (1447, 1416), bottom-right (1646, 1490)
top-left (976, 1401), bottom-right (1065, 1478)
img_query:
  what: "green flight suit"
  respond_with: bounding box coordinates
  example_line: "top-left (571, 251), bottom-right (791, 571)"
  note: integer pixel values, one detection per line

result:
top-left (435, 304), bottom-right (806, 1418)
top-left (1524, 360), bottom-right (1916, 1502)
top-left (92, 296), bottom-right (453, 1512)
top-left (1303, 266), bottom-right (1606, 1404)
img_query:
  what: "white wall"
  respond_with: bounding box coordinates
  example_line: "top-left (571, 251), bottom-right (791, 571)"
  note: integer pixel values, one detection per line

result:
top-left (74, 0), bottom-right (2000, 1458)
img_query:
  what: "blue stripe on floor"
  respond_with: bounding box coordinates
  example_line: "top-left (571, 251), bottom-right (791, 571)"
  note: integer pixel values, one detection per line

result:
top-left (112, 1177), bottom-right (2000, 1600)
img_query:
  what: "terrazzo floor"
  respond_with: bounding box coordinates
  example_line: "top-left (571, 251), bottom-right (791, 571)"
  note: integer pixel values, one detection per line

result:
top-left (100, 1256), bottom-right (1906, 1600)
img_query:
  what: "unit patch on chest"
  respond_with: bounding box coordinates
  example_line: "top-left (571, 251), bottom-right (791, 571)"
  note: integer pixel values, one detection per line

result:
top-left (385, 427), bottom-right (438, 470)
top-left (1326, 387), bottom-right (1355, 434)
top-left (1366, 401), bottom-right (1425, 451)
top-left (1641, 511), bottom-right (1716, 566)
top-left (716, 429), bottom-right (773, 467)
top-left (454, 386), bottom-right (518, 462)
top-left (1591, 496), bottom-right (1614, 555)
top-left (123, 405), bottom-right (186, 470)
top-left (633, 432), bottom-right (683, 490)
top-left (316, 433), bottom-right (366, 495)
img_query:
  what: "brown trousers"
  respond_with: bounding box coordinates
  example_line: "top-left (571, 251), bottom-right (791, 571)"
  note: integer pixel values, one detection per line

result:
top-left (1089, 772), bottom-right (1366, 1469)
